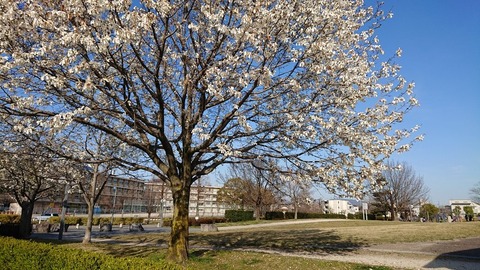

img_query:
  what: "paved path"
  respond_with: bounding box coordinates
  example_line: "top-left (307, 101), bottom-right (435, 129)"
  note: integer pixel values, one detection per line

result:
top-left (217, 218), bottom-right (352, 231)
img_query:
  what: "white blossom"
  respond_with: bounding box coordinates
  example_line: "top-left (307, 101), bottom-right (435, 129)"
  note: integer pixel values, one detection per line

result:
top-left (396, 48), bottom-right (402, 57)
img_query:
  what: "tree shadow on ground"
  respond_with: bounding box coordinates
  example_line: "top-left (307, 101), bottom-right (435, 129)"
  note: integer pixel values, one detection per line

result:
top-left (29, 231), bottom-right (171, 258)
top-left (30, 228), bottom-right (366, 258)
top-left (423, 248), bottom-right (480, 270)
top-left (93, 237), bottom-right (170, 258)
top-left (99, 244), bottom-right (164, 258)
top-left (190, 229), bottom-right (367, 255)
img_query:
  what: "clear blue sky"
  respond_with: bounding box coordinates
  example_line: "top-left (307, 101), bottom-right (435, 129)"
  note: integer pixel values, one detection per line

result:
top-left (374, 0), bottom-right (480, 205)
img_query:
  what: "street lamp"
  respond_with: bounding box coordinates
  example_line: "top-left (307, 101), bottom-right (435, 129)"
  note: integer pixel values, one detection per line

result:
top-left (110, 186), bottom-right (117, 224)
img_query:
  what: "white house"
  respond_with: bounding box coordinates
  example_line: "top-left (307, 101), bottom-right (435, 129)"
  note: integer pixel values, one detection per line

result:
top-left (449, 199), bottom-right (480, 215)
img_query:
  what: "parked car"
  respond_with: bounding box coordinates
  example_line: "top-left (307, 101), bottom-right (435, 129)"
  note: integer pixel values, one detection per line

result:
top-left (33, 213), bottom-right (59, 223)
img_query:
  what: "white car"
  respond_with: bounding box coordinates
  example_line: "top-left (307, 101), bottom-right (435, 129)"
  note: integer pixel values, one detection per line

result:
top-left (33, 213), bottom-right (59, 223)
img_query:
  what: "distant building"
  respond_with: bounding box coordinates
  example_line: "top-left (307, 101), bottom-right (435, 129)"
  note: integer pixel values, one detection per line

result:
top-left (23, 175), bottom-right (147, 215)
top-left (2, 175), bottom-right (231, 218)
top-left (324, 199), bottom-right (361, 215)
top-left (142, 181), bottom-right (230, 218)
top-left (448, 199), bottom-right (480, 215)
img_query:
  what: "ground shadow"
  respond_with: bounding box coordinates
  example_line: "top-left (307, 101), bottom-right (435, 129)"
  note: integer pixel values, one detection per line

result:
top-left (29, 227), bottom-right (367, 258)
top-left (423, 248), bottom-right (480, 269)
top-left (190, 229), bottom-right (367, 255)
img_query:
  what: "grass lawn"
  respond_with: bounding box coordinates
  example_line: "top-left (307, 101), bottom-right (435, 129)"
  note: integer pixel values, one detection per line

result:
top-left (54, 220), bottom-right (480, 269)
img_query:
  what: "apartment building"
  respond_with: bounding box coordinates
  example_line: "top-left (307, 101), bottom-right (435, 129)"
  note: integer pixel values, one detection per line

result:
top-left (142, 181), bottom-right (229, 218)
top-left (15, 175), bottom-right (229, 218)
top-left (324, 199), bottom-right (361, 216)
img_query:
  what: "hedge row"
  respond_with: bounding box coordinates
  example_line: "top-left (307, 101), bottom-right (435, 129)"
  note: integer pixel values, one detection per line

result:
top-left (265, 212), bottom-right (347, 220)
top-left (0, 214), bottom-right (21, 224)
top-left (47, 216), bottom-right (144, 225)
top-left (0, 237), bottom-right (181, 270)
top-left (162, 217), bottom-right (227, 227)
top-left (224, 210), bottom-right (255, 222)
top-left (347, 213), bottom-right (377, 220)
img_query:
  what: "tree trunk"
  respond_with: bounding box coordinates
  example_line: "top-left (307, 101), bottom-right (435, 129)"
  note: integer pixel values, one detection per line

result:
top-left (390, 208), bottom-right (396, 221)
top-left (83, 167), bottom-right (99, 244)
top-left (19, 201), bottom-right (34, 239)
top-left (254, 206), bottom-right (261, 221)
top-left (389, 195), bottom-right (396, 221)
top-left (83, 201), bottom-right (94, 244)
top-left (167, 184), bottom-right (191, 263)
top-left (294, 204), bottom-right (298, 220)
top-left (59, 183), bottom-right (70, 240)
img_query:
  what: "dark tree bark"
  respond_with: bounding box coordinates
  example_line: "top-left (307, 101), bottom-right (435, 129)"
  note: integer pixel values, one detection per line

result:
top-left (19, 201), bottom-right (34, 238)
top-left (167, 182), bottom-right (191, 263)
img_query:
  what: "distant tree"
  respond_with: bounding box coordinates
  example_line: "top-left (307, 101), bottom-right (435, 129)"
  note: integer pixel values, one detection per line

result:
top-left (49, 125), bottom-right (133, 244)
top-left (452, 206), bottom-right (462, 219)
top-left (218, 162), bottom-right (278, 220)
top-left (369, 195), bottom-right (390, 220)
top-left (371, 161), bottom-right (429, 221)
top-left (470, 182), bottom-right (480, 203)
top-left (144, 184), bottom-right (158, 223)
top-left (278, 174), bottom-right (312, 219)
top-left (463, 206), bottom-right (474, 222)
top-left (142, 179), bottom-right (169, 223)
top-left (217, 177), bottom-right (247, 210)
top-left (420, 203), bottom-right (439, 222)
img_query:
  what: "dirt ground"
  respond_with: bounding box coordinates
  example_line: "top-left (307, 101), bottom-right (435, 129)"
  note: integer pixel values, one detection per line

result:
top-left (248, 237), bottom-right (480, 270)
top-left (219, 220), bottom-right (480, 269)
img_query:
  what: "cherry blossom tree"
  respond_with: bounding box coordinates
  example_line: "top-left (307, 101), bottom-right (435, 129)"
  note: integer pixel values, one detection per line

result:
top-left (0, 126), bottom-right (64, 238)
top-left (0, 0), bottom-right (422, 262)
top-left (44, 123), bottom-right (135, 244)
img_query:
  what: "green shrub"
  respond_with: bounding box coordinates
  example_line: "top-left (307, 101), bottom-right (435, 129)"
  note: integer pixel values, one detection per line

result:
top-left (47, 216), bottom-right (144, 226)
top-left (161, 217), bottom-right (226, 227)
top-left (347, 213), bottom-right (376, 220)
top-left (0, 237), bottom-right (181, 270)
top-left (224, 210), bottom-right (255, 222)
top-left (189, 217), bottom-right (226, 226)
top-left (119, 217), bottom-right (144, 225)
top-left (0, 214), bottom-right (21, 224)
top-left (49, 216), bottom-right (84, 225)
top-left (265, 211), bottom-right (292, 220)
top-left (265, 212), bottom-right (347, 220)
top-left (66, 216), bottom-right (84, 225)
